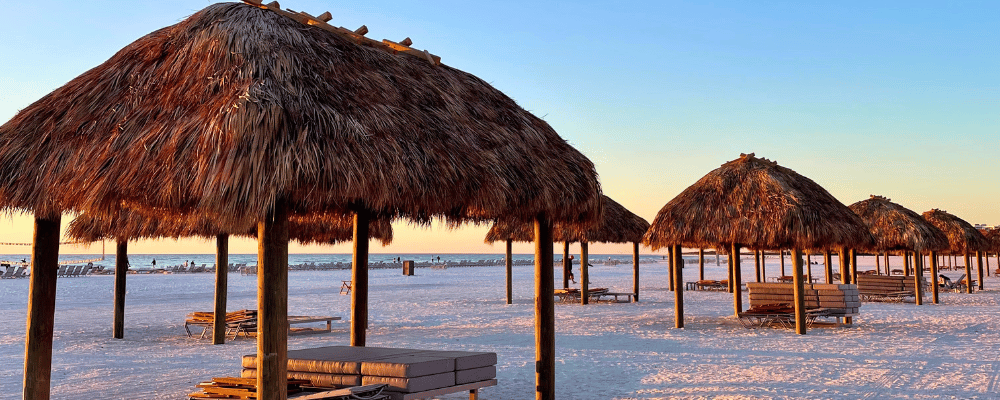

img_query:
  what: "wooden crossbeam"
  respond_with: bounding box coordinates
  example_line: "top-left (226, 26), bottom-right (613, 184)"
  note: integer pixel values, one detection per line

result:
top-left (239, 0), bottom-right (441, 65)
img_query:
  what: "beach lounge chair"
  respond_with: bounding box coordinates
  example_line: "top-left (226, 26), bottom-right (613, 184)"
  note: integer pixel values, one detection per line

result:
top-left (12, 267), bottom-right (26, 278)
top-left (1, 267), bottom-right (14, 279)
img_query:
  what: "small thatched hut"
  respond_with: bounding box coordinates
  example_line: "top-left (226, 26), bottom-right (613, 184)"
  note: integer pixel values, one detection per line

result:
top-left (642, 153), bottom-right (872, 334)
top-left (68, 209), bottom-right (392, 344)
top-left (922, 209), bottom-right (989, 294)
top-left (982, 229), bottom-right (1000, 273)
top-left (485, 195), bottom-right (650, 304)
top-left (0, 2), bottom-right (601, 399)
top-left (848, 195), bottom-right (949, 305)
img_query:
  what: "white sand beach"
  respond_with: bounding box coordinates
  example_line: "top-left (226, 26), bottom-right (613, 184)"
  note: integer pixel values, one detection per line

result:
top-left (2, 255), bottom-right (998, 399)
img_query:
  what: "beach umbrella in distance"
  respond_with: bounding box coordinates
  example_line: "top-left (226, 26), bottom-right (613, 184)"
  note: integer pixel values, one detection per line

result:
top-left (848, 195), bottom-right (949, 305)
top-left (981, 229), bottom-right (1000, 275)
top-left (485, 195), bottom-right (649, 304)
top-left (922, 209), bottom-right (989, 296)
top-left (642, 153), bottom-right (873, 334)
top-left (0, 2), bottom-right (601, 399)
top-left (68, 209), bottom-right (393, 344)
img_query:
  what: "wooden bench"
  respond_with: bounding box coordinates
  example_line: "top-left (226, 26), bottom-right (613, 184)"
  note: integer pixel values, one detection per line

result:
top-left (746, 282), bottom-right (860, 327)
top-left (287, 316), bottom-right (342, 335)
top-left (554, 288), bottom-right (608, 302)
top-left (855, 275), bottom-right (926, 302)
top-left (594, 292), bottom-right (635, 303)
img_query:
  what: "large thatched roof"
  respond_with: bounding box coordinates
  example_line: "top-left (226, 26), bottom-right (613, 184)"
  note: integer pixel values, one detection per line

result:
top-left (484, 196), bottom-right (649, 244)
top-left (921, 209), bottom-right (988, 254)
top-left (0, 2), bottom-right (601, 229)
top-left (642, 153), bottom-right (873, 251)
top-left (981, 229), bottom-right (1000, 253)
top-left (68, 209), bottom-right (393, 246)
top-left (847, 195), bottom-right (949, 252)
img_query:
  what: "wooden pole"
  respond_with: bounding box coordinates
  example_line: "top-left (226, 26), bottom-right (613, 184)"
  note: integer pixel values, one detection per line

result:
top-left (716, 253), bottom-right (720, 265)
top-left (850, 249), bottom-right (858, 284)
top-left (964, 253), bottom-right (973, 293)
top-left (780, 250), bottom-right (786, 277)
top-left (760, 250), bottom-right (766, 282)
top-left (754, 250), bottom-right (761, 283)
top-left (534, 216), bottom-right (555, 400)
top-left (673, 244), bottom-right (684, 328)
top-left (667, 246), bottom-right (675, 291)
top-left (930, 250), bottom-right (940, 304)
top-left (839, 247), bottom-right (850, 284)
top-left (876, 252), bottom-right (881, 274)
top-left (727, 248), bottom-right (734, 293)
top-left (977, 251), bottom-right (985, 291)
top-left (632, 242), bottom-right (640, 302)
top-left (806, 252), bottom-right (813, 281)
top-left (824, 250), bottom-right (833, 284)
top-left (884, 252), bottom-right (890, 274)
top-left (580, 241), bottom-right (590, 305)
top-left (258, 200), bottom-right (289, 400)
top-left (791, 248), bottom-right (806, 335)
top-left (904, 251), bottom-right (911, 277)
top-left (698, 248), bottom-right (705, 281)
top-left (562, 241), bottom-right (570, 289)
top-left (212, 234), bottom-right (229, 345)
top-left (731, 243), bottom-right (742, 316)
top-left (351, 209), bottom-right (370, 346)
top-left (113, 240), bottom-right (128, 339)
top-left (506, 239), bottom-right (513, 305)
top-left (913, 251), bottom-right (923, 306)
top-left (23, 214), bottom-right (61, 400)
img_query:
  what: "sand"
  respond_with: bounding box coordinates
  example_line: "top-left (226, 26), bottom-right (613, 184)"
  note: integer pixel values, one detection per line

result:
top-left (1, 255), bottom-right (998, 399)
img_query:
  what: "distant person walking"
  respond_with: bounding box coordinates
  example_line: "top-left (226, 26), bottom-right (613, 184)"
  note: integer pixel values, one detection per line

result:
top-left (151, 259), bottom-right (156, 266)
top-left (567, 255), bottom-right (576, 284)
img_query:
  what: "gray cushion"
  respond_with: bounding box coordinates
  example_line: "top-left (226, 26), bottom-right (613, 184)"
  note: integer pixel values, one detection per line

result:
top-left (455, 366), bottom-right (497, 385)
top-left (241, 368), bottom-right (361, 387)
top-left (361, 355), bottom-right (455, 377)
top-left (363, 371), bottom-right (455, 393)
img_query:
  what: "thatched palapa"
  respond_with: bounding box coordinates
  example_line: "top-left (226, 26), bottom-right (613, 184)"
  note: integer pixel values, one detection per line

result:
top-left (0, 3), bottom-right (601, 228)
top-left (484, 195), bottom-right (649, 244)
top-left (982, 229), bottom-right (1000, 253)
top-left (847, 195), bottom-right (948, 252)
top-left (642, 153), bottom-right (872, 251)
top-left (921, 209), bottom-right (988, 254)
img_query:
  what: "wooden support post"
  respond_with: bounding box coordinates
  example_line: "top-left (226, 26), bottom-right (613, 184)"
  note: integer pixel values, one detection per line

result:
top-left (23, 214), bottom-right (61, 400)
top-left (977, 251), bottom-right (985, 290)
top-left (754, 250), bottom-right (761, 283)
top-left (113, 240), bottom-right (128, 339)
top-left (791, 248), bottom-right (806, 334)
top-left (632, 242), bottom-right (640, 302)
top-left (839, 247), bottom-right (850, 284)
top-left (673, 244), bottom-right (684, 328)
top-left (904, 251), bottom-right (911, 276)
top-left (698, 248), bottom-right (705, 281)
top-left (964, 253), bottom-right (973, 293)
top-left (351, 209), bottom-right (370, 347)
top-left (667, 246), bottom-right (675, 291)
top-left (780, 250), bottom-right (786, 277)
top-left (534, 216), bottom-right (555, 400)
top-left (731, 243), bottom-right (742, 316)
top-left (715, 253), bottom-right (720, 266)
top-left (580, 242), bottom-right (590, 305)
top-left (824, 250), bottom-right (833, 284)
top-left (506, 239), bottom-right (513, 305)
top-left (930, 250), bottom-right (940, 304)
top-left (913, 251), bottom-right (923, 306)
top-left (760, 250), bottom-right (767, 282)
top-left (562, 242), bottom-right (570, 289)
top-left (727, 248), bottom-right (734, 293)
top-left (850, 249), bottom-right (858, 284)
top-left (806, 252), bottom-right (813, 281)
top-left (213, 234), bottom-right (229, 345)
top-left (884, 252), bottom-right (890, 274)
top-left (258, 201), bottom-right (289, 400)
top-left (876, 252), bottom-right (881, 274)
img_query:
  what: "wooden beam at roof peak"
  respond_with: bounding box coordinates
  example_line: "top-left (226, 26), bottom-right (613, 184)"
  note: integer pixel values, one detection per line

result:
top-left (317, 11), bottom-right (333, 22)
top-left (400, 37), bottom-right (413, 46)
top-left (354, 25), bottom-right (369, 36)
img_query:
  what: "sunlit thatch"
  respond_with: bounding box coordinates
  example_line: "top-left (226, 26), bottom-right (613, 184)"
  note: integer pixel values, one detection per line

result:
top-left (642, 153), bottom-right (873, 251)
top-left (981, 229), bottom-right (1000, 253)
top-left (0, 2), bottom-right (600, 228)
top-left (484, 196), bottom-right (649, 244)
top-left (921, 209), bottom-right (989, 254)
top-left (848, 195), bottom-right (949, 252)
top-left (68, 209), bottom-right (393, 246)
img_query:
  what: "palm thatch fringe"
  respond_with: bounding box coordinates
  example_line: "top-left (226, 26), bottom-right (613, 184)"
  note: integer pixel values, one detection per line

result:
top-left (848, 195), bottom-right (949, 252)
top-left (922, 209), bottom-right (989, 254)
top-left (642, 153), bottom-right (873, 251)
top-left (981, 229), bottom-right (1000, 253)
top-left (68, 209), bottom-right (392, 246)
top-left (0, 2), bottom-right (600, 229)
top-left (484, 196), bottom-right (649, 244)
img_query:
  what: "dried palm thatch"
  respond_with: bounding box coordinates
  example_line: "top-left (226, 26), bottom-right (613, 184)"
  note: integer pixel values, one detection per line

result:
top-left (0, 2), bottom-right (600, 229)
top-left (921, 209), bottom-right (988, 254)
top-left (980, 229), bottom-right (1000, 253)
top-left (68, 209), bottom-right (392, 246)
top-left (642, 153), bottom-right (873, 251)
top-left (847, 195), bottom-right (949, 252)
top-left (484, 196), bottom-right (649, 244)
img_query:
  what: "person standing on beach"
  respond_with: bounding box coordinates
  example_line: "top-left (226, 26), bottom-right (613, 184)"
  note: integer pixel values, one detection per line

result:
top-left (567, 255), bottom-right (576, 284)
top-left (151, 258), bottom-right (156, 266)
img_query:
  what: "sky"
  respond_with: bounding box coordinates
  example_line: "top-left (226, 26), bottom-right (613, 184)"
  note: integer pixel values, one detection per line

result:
top-left (0, 0), bottom-right (997, 256)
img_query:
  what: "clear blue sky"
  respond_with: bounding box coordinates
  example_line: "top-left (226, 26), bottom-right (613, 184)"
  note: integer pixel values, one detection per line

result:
top-left (0, 1), bottom-right (997, 255)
